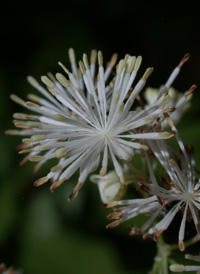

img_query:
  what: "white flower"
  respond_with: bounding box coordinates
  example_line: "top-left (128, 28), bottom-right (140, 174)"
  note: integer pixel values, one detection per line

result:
top-left (170, 254), bottom-right (200, 273)
top-left (6, 49), bottom-right (183, 201)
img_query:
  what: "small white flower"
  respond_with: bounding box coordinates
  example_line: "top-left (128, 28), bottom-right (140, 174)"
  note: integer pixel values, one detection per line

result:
top-left (90, 170), bottom-right (128, 204)
top-left (6, 49), bottom-right (186, 201)
top-left (170, 254), bottom-right (200, 272)
top-left (90, 164), bottom-right (139, 203)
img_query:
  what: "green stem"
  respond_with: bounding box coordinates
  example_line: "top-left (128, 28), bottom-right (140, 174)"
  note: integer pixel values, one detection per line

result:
top-left (150, 234), bottom-right (199, 273)
top-left (150, 237), bottom-right (171, 274)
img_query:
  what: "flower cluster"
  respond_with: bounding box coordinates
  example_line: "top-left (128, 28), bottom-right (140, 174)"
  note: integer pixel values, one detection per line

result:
top-left (7, 48), bottom-right (199, 259)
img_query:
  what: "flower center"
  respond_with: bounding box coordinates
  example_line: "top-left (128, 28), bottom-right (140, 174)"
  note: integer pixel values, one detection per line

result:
top-left (182, 191), bottom-right (194, 203)
top-left (99, 128), bottom-right (113, 140)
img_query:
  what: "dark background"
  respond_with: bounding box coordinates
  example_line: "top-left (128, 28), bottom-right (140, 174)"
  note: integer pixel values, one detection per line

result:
top-left (1, 3), bottom-right (200, 273)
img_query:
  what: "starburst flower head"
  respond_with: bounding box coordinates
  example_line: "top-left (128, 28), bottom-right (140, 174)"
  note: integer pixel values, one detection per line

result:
top-left (6, 49), bottom-right (186, 201)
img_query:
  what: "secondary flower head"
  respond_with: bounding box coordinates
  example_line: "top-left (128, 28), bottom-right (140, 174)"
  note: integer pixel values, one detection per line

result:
top-left (6, 49), bottom-right (186, 201)
top-left (145, 116), bottom-right (200, 250)
top-left (106, 115), bottom-right (200, 250)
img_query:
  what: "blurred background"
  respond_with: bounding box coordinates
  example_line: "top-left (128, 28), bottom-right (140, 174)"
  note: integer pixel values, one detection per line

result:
top-left (0, 2), bottom-right (200, 273)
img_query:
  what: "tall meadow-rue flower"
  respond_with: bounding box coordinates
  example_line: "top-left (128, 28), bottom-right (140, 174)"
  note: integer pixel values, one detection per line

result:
top-left (105, 114), bottom-right (200, 250)
top-left (6, 49), bottom-right (188, 201)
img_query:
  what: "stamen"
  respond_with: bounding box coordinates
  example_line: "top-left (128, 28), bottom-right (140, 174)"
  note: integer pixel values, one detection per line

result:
top-left (58, 62), bottom-right (70, 75)
top-left (53, 114), bottom-right (68, 121)
top-left (5, 130), bottom-right (20, 135)
top-left (178, 240), bottom-right (185, 252)
top-left (90, 49), bottom-right (97, 64)
top-left (117, 59), bottom-right (125, 74)
top-left (41, 76), bottom-right (55, 88)
top-left (27, 94), bottom-right (40, 102)
top-left (107, 212), bottom-right (122, 220)
top-left (103, 201), bottom-right (118, 208)
top-left (34, 176), bottom-right (48, 187)
top-left (68, 181), bottom-right (83, 202)
top-left (98, 51), bottom-right (103, 67)
top-left (47, 72), bottom-right (56, 83)
top-left (68, 48), bottom-right (76, 64)
top-left (51, 164), bottom-right (63, 173)
top-left (31, 134), bottom-right (46, 142)
top-left (10, 94), bottom-right (25, 106)
top-left (134, 56), bottom-right (142, 71)
top-left (158, 131), bottom-right (174, 139)
top-left (169, 264), bottom-right (185, 272)
top-left (109, 53), bottom-right (118, 68)
top-left (29, 155), bottom-right (44, 162)
top-left (26, 101), bottom-right (40, 109)
top-left (106, 220), bottom-right (121, 229)
top-left (178, 53), bottom-right (190, 68)
top-left (100, 166), bottom-right (107, 176)
top-left (55, 73), bottom-right (69, 88)
top-left (185, 84), bottom-right (197, 98)
top-left (50, 178), bottom-right (65, 192)
top-left (127, 56), bottom-right (136, 73)
top-left (27, 76), bottom-right (40, 89)
top-left (83, 53), bottom-right (90, 70)
top-left (142, 67), bottom-right (154, 80)
top-left (55, 147), bottom-right (68, 158)
top-left (79, 60), bottom-right (86, 75)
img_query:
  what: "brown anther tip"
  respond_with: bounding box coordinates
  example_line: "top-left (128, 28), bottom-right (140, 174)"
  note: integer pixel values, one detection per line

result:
top-left (107, 212), bottom-right (122, 220)
top-left (68, 190), bottom-right (78, 202)
top-left (143, 233), bottom-right (149, 240)
top-left (34, 176), bottom-right (48, 187)
top-left (33, 163), bottom-right (42, 174)
top-left (105, 201), bottom-right (118, 208)
top-left (157, 196), bottom-right (165, 205)
top-left (178, 240), bottom-right (185, 252)
top-left (19, 155), bottom-right (29, 166)
top-left (178, 53), bottom-right (190, 68)
top-left (138, 181), bottom-right (151, 193)
top-left (106, 220), bottom-right (120, 229)
top-left (185, 84), bottom-right (197, 98)
top-left (102, 203), bottom-right (108, 208)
